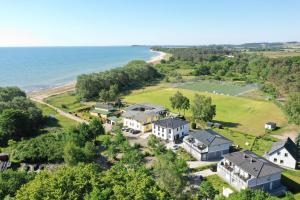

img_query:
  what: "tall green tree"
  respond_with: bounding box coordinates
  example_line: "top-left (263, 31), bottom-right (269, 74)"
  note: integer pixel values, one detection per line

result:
top-left (170, 91), bottom-right (190, 115)
top-left (199, 181), bottom-right (217, 200)
top-left (284, 93), bottom-right (300, 125)
top-left (191, 94), bottom-right (216, 122)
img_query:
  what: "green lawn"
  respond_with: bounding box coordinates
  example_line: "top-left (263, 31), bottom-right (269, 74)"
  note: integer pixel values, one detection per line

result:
top-left (206, 174), bottom-right (236, 194)
top-left (178, 80), bottom-right (258, 96)
top-left (37, 103), bottom-right (78, 129)
top-left (45, 92), bottom-right (91, 113)
top-left (177, 147), bottom-right (196, 161)
top-left (123, 87), bottom-right (288, 135)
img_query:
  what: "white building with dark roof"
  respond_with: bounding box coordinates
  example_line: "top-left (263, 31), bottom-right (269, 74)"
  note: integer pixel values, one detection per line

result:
top-left (152, 117), bottom-right (189, 141)
top-left (264, 137), bottom-right (298, 169)
top-left (183, 129), bottom-right (232, 161)
top-left (123, 103), bottom-right (166, 133)
top-left (218, 150), bottom-right (286, 195)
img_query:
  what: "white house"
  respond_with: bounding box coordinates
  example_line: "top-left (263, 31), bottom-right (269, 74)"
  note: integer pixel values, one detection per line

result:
top-left (152, 117), bottom-right (189, 141)
top-left (217, 150), bottom-right (286, 196)
top-left (122, 103), bottom-right (166, 133)
top-left (183, 129), bottom-right (232, 161)
top-left (264, 137), bottom-right (298, 169)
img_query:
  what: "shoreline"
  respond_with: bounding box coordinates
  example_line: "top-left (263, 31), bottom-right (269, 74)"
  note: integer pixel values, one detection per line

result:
top-left (28, 50), bottom-right (169, 100)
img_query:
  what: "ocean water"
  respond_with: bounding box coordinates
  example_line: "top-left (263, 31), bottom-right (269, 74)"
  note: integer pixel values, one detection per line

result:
top-left (0, 46), bottom-right (157, 92)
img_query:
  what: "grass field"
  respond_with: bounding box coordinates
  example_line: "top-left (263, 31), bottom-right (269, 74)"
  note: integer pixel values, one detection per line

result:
top-left (45, 92), bottom-right (92, 113)
top-left (123, 87), bottom-right (288, 135)
top-left (177, 80), bottom-right (258, 96)
top-left (206, 175), bottom-right (236, 193)
top-left (37, 103), bottom-right (78, 129)
top-left (248, 51), bottom-right (300, 58)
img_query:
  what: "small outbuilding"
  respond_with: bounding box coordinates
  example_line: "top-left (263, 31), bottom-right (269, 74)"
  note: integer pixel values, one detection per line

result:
top-left (265, 122), bottom-right (277, 130)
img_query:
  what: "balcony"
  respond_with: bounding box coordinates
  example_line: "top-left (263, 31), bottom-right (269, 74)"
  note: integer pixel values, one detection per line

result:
top-left (218, 163), bottom-right (250, 183)
top-left (183, 138), bottom-right (208, 153)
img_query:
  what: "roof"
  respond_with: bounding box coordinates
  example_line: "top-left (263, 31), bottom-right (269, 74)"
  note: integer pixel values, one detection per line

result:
top-left (267, 137), bottom-right (298, 160)
top-left (95, 103), bottom-right (115, 111)
top-left (153, 117), bottom-right (188, 129)
top-left (189, 129), bottom-right (232, 147)
top-left (123, 110), bottom-right (158, 124)
top-left (90, 109), bottom-right (111, 115)
top-left (265, 122), bottom-right (276, 126)
top-left (125, 103), bottom-right (166, 113)
top-left (123, 103), bottom-right (165, 124)
top-left (108, 116), bottom-right (123, 122)
top-left (223, 150), bottom-right (283, 178)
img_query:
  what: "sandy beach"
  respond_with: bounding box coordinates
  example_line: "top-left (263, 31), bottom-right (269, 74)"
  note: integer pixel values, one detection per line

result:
top-left (28, 50), bottom-right (169, 100)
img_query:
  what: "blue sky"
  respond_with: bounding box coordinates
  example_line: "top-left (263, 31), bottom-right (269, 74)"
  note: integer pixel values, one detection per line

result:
top-left (0, 0), bottom-right (300, 46)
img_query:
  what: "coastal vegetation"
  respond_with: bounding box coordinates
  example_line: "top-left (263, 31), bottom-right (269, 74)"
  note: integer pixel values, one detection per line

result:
top-left (76, 60), bottom-right (161, 101)
top-left (0, 87), bottom-right (43, 145)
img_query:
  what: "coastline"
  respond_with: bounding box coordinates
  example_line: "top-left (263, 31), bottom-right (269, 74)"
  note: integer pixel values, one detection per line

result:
top-left (28, 50), bottom-right (169, 100)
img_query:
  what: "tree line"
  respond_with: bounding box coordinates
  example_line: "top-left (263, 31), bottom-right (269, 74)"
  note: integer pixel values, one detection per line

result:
top-left (76, 60), bottom-right (161, 101)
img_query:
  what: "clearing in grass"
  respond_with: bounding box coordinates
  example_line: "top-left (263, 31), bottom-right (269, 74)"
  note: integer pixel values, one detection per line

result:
top-left (177, 80), bottom-right (258, 96)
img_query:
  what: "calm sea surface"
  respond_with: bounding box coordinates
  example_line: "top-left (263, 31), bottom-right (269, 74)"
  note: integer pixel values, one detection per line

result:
top-left (0, 46), bottom-right (156, 92)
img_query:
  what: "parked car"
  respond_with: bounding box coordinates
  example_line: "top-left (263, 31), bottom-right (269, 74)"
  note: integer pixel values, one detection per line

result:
top-left (121, 126), bottom-right (128, 131)
top-left (132, 130), bottom-right (140, 134)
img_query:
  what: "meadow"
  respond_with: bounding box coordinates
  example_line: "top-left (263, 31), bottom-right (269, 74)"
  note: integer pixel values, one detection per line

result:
top-left (177, 80), bottom-right (258, 96)
top-left (123, 87), bottom-right (288, 135)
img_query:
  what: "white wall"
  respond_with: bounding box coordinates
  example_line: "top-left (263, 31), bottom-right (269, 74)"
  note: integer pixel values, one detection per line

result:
top-left (152, 123), bottom-right (189, 141)
top-left (123, 118), bottom-right (142, 131)
top-left (267, 147), bottom-right (296, 169)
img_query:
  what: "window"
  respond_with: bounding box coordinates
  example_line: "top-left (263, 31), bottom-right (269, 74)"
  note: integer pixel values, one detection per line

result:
top-left (280, 160), bottom-right (284, 164)
top-left (277, 152), bottom-right (280, 155)
top-left (284, 153), bottom-right (288, 157)
top-left (158, 127), bottom-right (160, 131)
top-left (162, 128), bottom-right (164, 132)
top-left (162, 134), bottom-right (164, 137)
top-left (177, 128), bottom-right (178, 131)
top-left (273, 158), bottom-right (277, 162)
top-left (168, 129), bottom-right (171, 133)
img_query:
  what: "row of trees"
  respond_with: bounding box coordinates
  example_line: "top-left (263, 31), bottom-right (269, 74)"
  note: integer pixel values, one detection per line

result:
top-left (169, 91), bottom-right (216, 122)
top-left (0, 87), bottom-right (43, 145)
top-left (76, 60), bottom-right (161, 100)
top-left (7, 118), bottom-right (105, 164)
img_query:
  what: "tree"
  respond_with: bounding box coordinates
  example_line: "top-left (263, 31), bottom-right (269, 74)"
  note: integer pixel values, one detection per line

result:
top-left (63, 142), bottom-right (86, 166)
top-left (199, 181), bottom-right (217, 200)
top-left (284, 93), bottom-right (300, 125)
top-left (108, 84), bottom-right (119, 102)
top-left (15, 164), bottom-right (102, 200)
top-left (89, 118), bottom-right (105, 140)
top-left (295, 133), bottom-right (300, 155)
top-left (182, 97), bottom-right (190, 116)
top-left (191, 94), bottom-right (216, 122)
top-left (0, 109), bottom-right (29, 144)
top-left (99, 89), bottom-right (110, 103)
top-left (169, 91), bottom-right (190, 115)
top-left (154, 150), bottom-right (188, 199)
top-left (0, 169), bottom-right (35, 199)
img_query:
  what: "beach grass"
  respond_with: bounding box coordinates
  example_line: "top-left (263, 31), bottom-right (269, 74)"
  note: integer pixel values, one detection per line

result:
top-left (123, 87), bottom-right (288, 136)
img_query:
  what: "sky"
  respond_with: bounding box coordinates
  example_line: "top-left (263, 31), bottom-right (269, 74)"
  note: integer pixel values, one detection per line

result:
top-left (0, 0), bottom-right (300, 46)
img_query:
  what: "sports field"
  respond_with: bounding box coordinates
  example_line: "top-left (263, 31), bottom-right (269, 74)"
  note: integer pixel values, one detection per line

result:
top-left (177, 80), bottom-right (258, 96)
top-left (123, 87), bottom-right (288, 135)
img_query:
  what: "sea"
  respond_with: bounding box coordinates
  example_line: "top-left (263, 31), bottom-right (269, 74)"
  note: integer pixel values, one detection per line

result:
top-left (0, 46), bottom-right (157, 92)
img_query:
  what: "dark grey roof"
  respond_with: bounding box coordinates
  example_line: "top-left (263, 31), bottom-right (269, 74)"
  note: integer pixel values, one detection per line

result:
top-left (153, 117), bottom-right (188, 129)
top-left (189, 129), bottom-right (232, 147)
top-left (266, 122), bottom-right (276, 126)
top-left (125, 103), bottom-right (166, 113)
top-left (267, 137), bottom-right (298, 160)
top-left (224, 150), bottom-right (283, 178)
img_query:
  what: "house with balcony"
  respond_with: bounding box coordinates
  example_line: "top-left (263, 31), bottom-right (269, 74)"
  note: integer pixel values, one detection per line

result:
top-left (182, 129), bottom-right (232, 161)
top-left (264, 137), bottom-right (298, 169)
top-left (217, 150), bottom-right (286, 195)
top-left (152, 117), bottom-right (189, 142)
top-left (122, 103), bottom-right (166, 133)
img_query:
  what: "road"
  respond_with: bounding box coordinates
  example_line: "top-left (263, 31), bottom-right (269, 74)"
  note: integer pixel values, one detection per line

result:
top-left (31, 97), bottom-right (88, 124)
